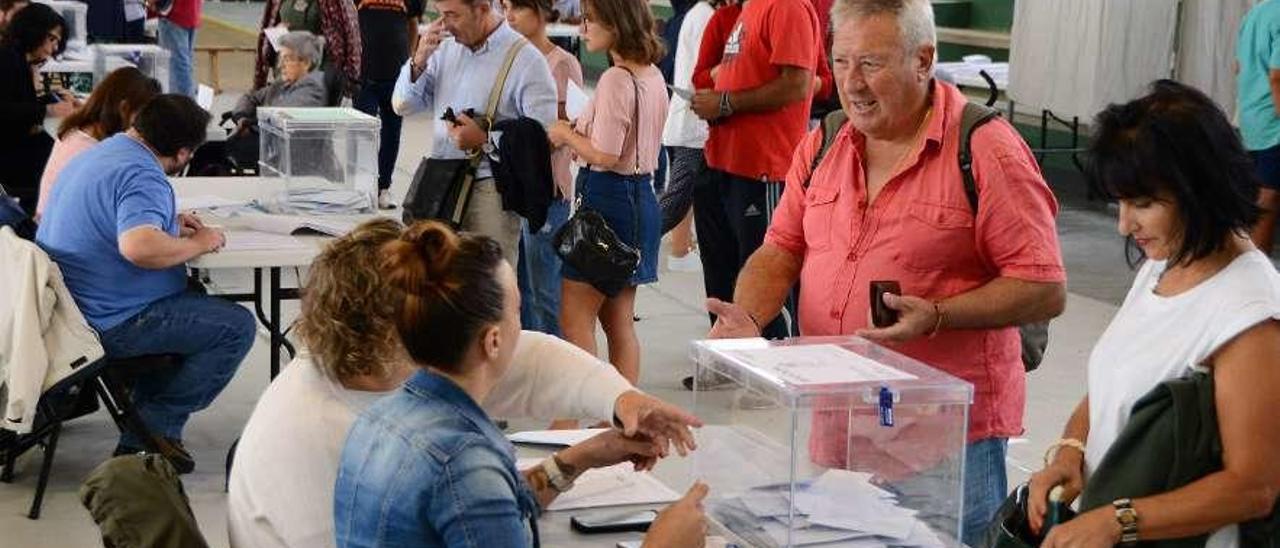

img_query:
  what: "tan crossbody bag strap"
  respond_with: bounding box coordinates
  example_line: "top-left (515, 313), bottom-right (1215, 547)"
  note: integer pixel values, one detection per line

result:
top-left (450, 37), bottom-right (528, 223)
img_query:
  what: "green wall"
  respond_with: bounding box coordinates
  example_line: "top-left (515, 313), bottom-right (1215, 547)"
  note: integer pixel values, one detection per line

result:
top-left (933, 0), bottom-right (1014, 62)
top-left (966, 0), bottom-right (1013, 31)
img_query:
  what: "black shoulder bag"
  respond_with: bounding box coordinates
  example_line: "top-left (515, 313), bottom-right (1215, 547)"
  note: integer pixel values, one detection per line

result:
top-left (552, 68), bottom-right (643, 297)
top-left (402, 38), bottom-right (526, 228)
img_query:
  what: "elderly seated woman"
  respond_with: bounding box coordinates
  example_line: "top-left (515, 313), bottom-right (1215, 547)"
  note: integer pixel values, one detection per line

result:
top-left (211, 30), bottom-right (332, 177)
top-left (230, 30), bottom-right (326, 131)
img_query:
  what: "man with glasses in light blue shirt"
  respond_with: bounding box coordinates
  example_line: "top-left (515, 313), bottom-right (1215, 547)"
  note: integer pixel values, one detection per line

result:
top-left (393, 0), bottom-right (558, 267)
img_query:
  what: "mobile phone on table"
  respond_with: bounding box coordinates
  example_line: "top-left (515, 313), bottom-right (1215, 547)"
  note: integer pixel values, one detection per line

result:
top-left (571, 509), bottom-right (658, 534)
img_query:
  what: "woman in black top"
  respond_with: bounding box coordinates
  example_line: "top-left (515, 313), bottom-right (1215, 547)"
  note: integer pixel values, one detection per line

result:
top-left (0, 3), bottom-right (74, 215)
top-left (353, 0), bottom-right (422, 209)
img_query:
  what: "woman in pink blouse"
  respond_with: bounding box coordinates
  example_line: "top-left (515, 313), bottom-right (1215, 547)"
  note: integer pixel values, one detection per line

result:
top-left (503, 0), bottom-right (585, 338)
top-left (36, 67), bottom-right (160, 219)
top-left (547, 0), bottom-right (667, 385)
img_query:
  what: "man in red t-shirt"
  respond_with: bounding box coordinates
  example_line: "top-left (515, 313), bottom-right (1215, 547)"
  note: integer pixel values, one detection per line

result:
top-left (686, 0), bottom-right (820, 348)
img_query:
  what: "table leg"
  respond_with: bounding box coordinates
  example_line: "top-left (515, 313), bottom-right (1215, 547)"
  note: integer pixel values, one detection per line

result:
top-left (269, 267), bottom-right (282, 378)
top-left (249, 268), bottom-right (283, 380)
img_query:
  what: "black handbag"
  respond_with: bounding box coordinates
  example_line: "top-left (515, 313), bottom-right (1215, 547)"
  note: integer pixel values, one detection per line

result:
top-left (552, 67), bottom-right (645, 297)
top-left (400, 38), bottom-right (526, 228)
top-left (981, 484), bottom-right (1076, 548)
top-left (553, 201), bottom-right (639, 297)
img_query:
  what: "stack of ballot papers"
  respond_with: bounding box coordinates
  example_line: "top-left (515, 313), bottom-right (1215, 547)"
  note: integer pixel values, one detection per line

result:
top-left (238, 213), bottom-right (361, 237)
top-left (710, 469), bottom-right (947, 548)
top-left (514, 458), bottom-right (680, 511)
top-left (177, 195), bottom-right (252, 212)
top-left (254, 187), bottom-right (375, 215)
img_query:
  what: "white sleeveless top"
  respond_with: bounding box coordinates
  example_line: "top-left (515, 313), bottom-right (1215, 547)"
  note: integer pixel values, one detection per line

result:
top-left (1085, 249), bottom-right (1280, 547)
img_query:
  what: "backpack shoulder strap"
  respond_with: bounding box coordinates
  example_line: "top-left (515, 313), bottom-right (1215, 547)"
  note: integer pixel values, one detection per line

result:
top-left (803, 109), bottom-right (848, 190)
top-left (958, 102), bottom-right (1002, 213)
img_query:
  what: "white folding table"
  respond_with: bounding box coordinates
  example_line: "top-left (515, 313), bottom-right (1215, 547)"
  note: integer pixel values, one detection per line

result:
top-left (172, 176), bottom-right (384, 378)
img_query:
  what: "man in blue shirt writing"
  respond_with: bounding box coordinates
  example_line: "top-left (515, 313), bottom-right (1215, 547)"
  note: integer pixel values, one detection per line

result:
top-left (37, 94), bottom-right (255, 474)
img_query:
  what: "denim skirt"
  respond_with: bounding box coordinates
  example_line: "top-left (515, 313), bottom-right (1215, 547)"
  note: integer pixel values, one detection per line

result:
top-left (562, 169), bottom-right (660, 287)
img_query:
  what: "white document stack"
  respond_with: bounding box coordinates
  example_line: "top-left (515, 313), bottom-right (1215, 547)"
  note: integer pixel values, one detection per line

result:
top-left (253, 187), bottom-right (376, 216)
top-left (713, 470), bottom-right (945, 548)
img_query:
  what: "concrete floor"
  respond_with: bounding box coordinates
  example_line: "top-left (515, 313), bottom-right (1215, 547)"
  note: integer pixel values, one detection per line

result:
top-left (0, 4), bottom-right (1181, 545)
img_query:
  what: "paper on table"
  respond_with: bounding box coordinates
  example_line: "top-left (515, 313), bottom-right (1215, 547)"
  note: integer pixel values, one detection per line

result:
top-left (801, 469), bottom-right (897, 504)
top-left (725, 344), bottom-right (918, 386)
top-left (898, 520), bottom-right (946, 548)
top-left (760, 519), bottom-right (882, 547)
top-left (221, 230), bottom-right (309, 252)
top-left (515, 459), bottom-right (680, 511)
top-left (244, 213), bottom-right (358, 237)
top-left (507, 428), bottom-right (607, 447)
top-left (178, 195), bottom-right (250, 211)
top-left (565, 79), bottom-right (590, 121)
top-left (264, 25), bottom-right (289, 52)
top-left (739, 492), bottom-right (792, 518)
top-left (804, 497), bottom-right (917, 541)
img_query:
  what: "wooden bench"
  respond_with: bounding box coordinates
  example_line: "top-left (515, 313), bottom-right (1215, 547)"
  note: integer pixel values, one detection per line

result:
top-left (195, 45), bottom-right (256, 93)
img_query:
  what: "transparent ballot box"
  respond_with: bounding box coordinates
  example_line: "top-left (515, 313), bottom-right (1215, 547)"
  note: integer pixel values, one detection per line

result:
top-left (258, 107), bottom-right (380, 211)
top-left (689, 336), bottom-right (974, 547)
top-left (40, 56), bottom-right (132, 97)
top-left (92, 44), bottom-right (172, 93)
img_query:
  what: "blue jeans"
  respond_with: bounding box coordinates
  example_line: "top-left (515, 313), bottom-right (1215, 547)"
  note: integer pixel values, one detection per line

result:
top-left (962, 438), bottom-right (1009, 546)
top-left (98, 291), bottom-right (254, 447)
top-left (518, 199), bottom-right (570, 335)
top-left (353, 80), bottom-right (403, 191)
top-left (158, 19), bottom-right (196, 97)
top-left (890, 437), bottom-right (1008, 546)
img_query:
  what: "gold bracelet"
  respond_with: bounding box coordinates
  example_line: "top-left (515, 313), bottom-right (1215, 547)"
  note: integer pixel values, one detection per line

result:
top-left (1043, 438), bottom-right (1086, 466)
top-left (927, 301), bottom-right (945, 338)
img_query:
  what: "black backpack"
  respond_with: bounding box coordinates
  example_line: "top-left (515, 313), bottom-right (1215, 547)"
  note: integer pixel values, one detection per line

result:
top-left (803, 103), bottom-right (1050, 372)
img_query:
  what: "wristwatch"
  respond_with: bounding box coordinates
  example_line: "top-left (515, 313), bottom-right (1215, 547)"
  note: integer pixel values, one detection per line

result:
top-left (1112, 498), bottom-right (1139, 545)
top-left (717, 92), bottom-right (734, 119)
top-left (541, 453), bottom-right (575, 493)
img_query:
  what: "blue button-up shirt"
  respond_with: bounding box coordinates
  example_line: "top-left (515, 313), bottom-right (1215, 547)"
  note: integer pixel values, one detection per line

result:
top-left (392, 21), bottom-right (558, 179)
top-left (334, 369), bottom-right (539, 548)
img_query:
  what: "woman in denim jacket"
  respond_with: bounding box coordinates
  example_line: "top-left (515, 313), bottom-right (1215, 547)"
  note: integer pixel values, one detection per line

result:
top-left (334, 221), bottom-right (710, 548)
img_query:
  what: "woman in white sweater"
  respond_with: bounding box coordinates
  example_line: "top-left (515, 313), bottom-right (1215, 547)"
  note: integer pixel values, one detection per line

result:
top-left (1026, 81), bottom-right (1280, 547)
top-left (227, 218), bottom-right (700, 548)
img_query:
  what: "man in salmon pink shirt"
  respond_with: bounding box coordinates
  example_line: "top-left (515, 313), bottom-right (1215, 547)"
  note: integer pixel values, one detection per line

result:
top-left (706, 0), bottom-right (1067, 544)
top-left (685, 0), bottom-right (821, 346)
